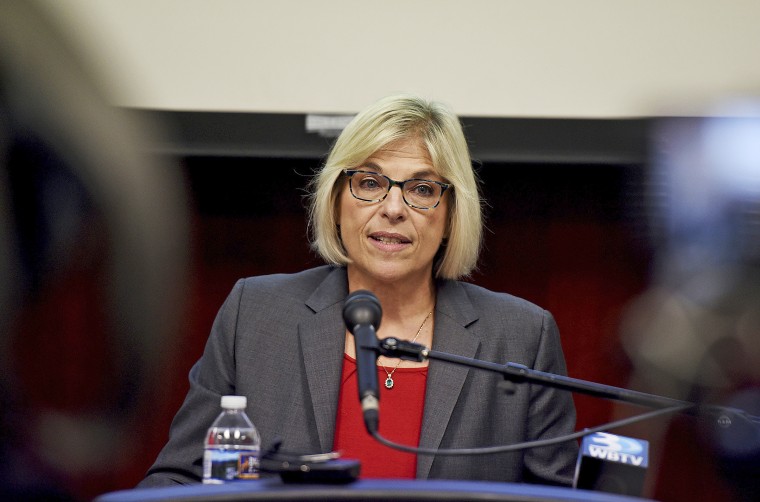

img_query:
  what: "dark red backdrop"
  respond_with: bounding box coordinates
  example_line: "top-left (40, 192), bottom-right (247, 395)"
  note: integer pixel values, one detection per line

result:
top-left (9, 157), bottom-right (736, 501)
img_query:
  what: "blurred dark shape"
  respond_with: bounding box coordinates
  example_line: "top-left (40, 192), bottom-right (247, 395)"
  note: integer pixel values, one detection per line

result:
top-left (622, 101), bottom-right (760, 500)
top-left (1, 1), bottom-right (189, 500)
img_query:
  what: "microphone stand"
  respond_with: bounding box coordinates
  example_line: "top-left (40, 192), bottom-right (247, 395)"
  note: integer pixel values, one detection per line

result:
top-left (372, 337), bottom-right (758, 427)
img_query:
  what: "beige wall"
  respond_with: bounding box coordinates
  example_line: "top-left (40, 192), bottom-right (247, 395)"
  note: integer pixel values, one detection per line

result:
top-left (40, 0), bottom-right (760, 117)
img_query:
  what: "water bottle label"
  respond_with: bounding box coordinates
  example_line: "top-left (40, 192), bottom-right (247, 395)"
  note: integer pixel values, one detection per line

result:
top-left (238, 452), bottom-right (260, 479)
top-left (203, 449), bottom-right (239, 482)
top-left (203, 448), bottom-right (260, 482)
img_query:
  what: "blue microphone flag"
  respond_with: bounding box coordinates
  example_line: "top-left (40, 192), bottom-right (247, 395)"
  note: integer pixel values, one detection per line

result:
top-left (574, 432), bottom-right (649, 496)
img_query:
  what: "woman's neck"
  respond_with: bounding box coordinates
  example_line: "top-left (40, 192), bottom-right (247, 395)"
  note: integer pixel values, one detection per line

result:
top-left (346, 272), bottom-right (437, 328)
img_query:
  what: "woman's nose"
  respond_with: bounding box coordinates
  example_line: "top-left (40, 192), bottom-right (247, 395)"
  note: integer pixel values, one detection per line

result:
top-left (381, 186), bottom-right (407, 218)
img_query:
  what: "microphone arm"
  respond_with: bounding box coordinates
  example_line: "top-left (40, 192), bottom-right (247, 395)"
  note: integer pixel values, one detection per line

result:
top-left (357, 338), bottom-right (759, 461)
top-left (376, 337), bottom-right (690, 410)
top-left (377, 337), bottom-right (760, 435)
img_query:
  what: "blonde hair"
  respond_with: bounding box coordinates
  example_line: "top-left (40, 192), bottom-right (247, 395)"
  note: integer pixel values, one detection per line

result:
top-left (307, 94), bottom-right (483, 279)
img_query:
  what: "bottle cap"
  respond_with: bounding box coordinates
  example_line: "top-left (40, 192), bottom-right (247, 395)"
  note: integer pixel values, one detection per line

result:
top-left (220, 395), bottom-right (247, 409)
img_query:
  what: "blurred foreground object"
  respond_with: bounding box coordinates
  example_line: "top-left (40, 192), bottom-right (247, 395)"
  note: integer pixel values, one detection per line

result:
top-left (622, 99), bottom-right (760, 500)
top-left (1, 0), bottom-right (189, 499)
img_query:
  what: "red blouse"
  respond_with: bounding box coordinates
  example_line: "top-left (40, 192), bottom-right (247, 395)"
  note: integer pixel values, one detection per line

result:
top-left (333, 354), bottom-right (428, 478)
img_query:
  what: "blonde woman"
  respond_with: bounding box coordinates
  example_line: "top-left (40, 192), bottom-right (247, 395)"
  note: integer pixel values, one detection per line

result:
top-left (141, 94), bottom-right (577, 486)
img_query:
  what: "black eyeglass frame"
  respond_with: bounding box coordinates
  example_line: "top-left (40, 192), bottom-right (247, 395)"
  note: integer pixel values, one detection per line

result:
top-left (343, 169), bottom-right (451, 210)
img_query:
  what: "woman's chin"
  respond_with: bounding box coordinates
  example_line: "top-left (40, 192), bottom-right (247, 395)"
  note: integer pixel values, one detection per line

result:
top-left (350, 263), bottom-right (432, 288)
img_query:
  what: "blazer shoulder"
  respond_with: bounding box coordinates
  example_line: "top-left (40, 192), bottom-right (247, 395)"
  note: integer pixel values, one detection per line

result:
top-left (236, 265), bottom-right (336, 297)
top-left (451, 281), bottom-right (561, 370)
top-left (229, 265), bottom-right (347, 316)
top-left (456, 280), bottom-right (548, 319)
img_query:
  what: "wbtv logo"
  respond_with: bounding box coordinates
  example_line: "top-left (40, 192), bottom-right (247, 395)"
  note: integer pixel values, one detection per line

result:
top-left (574, 432), bottom-right (649, 496)
top-left (586, 432), bottom-right (647, 467)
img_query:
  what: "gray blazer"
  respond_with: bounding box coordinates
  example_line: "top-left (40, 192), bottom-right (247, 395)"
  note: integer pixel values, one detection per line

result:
top-left (140, 265), bottom-right (578, 487)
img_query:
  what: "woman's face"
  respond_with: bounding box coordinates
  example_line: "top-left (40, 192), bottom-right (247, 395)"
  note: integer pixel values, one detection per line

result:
top-left (338, 136), bottom-right (449, 288)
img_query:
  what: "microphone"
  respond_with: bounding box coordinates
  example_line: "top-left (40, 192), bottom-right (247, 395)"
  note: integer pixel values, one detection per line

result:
top-left (342, 290), bottom-right (382, 434)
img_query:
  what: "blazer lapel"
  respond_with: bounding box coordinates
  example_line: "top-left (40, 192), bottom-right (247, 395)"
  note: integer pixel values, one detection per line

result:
top-left (295, 269), bottom-right (481, 467)
top-left (417, 280), bottom-right (480, 479)
top-left (300, 267), bottom-right (349, 453)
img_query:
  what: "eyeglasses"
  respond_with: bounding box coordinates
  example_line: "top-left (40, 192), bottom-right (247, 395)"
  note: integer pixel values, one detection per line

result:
top-left (344, 169), bottom-right (451, 210)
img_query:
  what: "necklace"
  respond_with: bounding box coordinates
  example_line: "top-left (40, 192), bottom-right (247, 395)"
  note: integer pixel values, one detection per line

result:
top-left (380, 310), bottom-right (433, 390)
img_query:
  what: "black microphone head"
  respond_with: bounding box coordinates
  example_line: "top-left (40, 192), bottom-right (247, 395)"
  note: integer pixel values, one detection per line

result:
top-left (343, 290), bottom-right (382, 333)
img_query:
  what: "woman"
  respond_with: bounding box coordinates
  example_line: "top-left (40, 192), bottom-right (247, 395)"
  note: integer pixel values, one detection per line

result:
top-left (139, 94), bottom-right (578, 487)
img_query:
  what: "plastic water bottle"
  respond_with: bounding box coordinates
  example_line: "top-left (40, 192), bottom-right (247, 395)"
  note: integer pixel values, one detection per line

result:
top-left (202, 395), bottom-right (261, 484)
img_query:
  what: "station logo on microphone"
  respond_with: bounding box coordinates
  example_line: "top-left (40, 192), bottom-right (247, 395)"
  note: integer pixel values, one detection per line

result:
top-left (582, 432), bottom-right (649, 467)
top-left (574, 432), bottom-right (650, 495)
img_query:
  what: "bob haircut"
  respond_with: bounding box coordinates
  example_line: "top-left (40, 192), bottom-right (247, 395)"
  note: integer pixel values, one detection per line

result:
top-left (307, 94), bottom-right (483, 280)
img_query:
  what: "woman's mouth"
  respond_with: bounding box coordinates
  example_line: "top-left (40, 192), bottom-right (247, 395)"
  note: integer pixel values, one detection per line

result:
top-left (369, 232), bottom-right (411, 250)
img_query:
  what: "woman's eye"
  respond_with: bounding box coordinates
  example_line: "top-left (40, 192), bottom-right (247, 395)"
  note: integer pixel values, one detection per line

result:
top-left (359, 177), bottom-right (382, 190)
top-left (410, 183), bottom-right (434, 197)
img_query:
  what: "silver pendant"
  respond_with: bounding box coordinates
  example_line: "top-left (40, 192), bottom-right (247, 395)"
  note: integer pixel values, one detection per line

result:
top-left (385, 377), bottom-right (394, 389)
